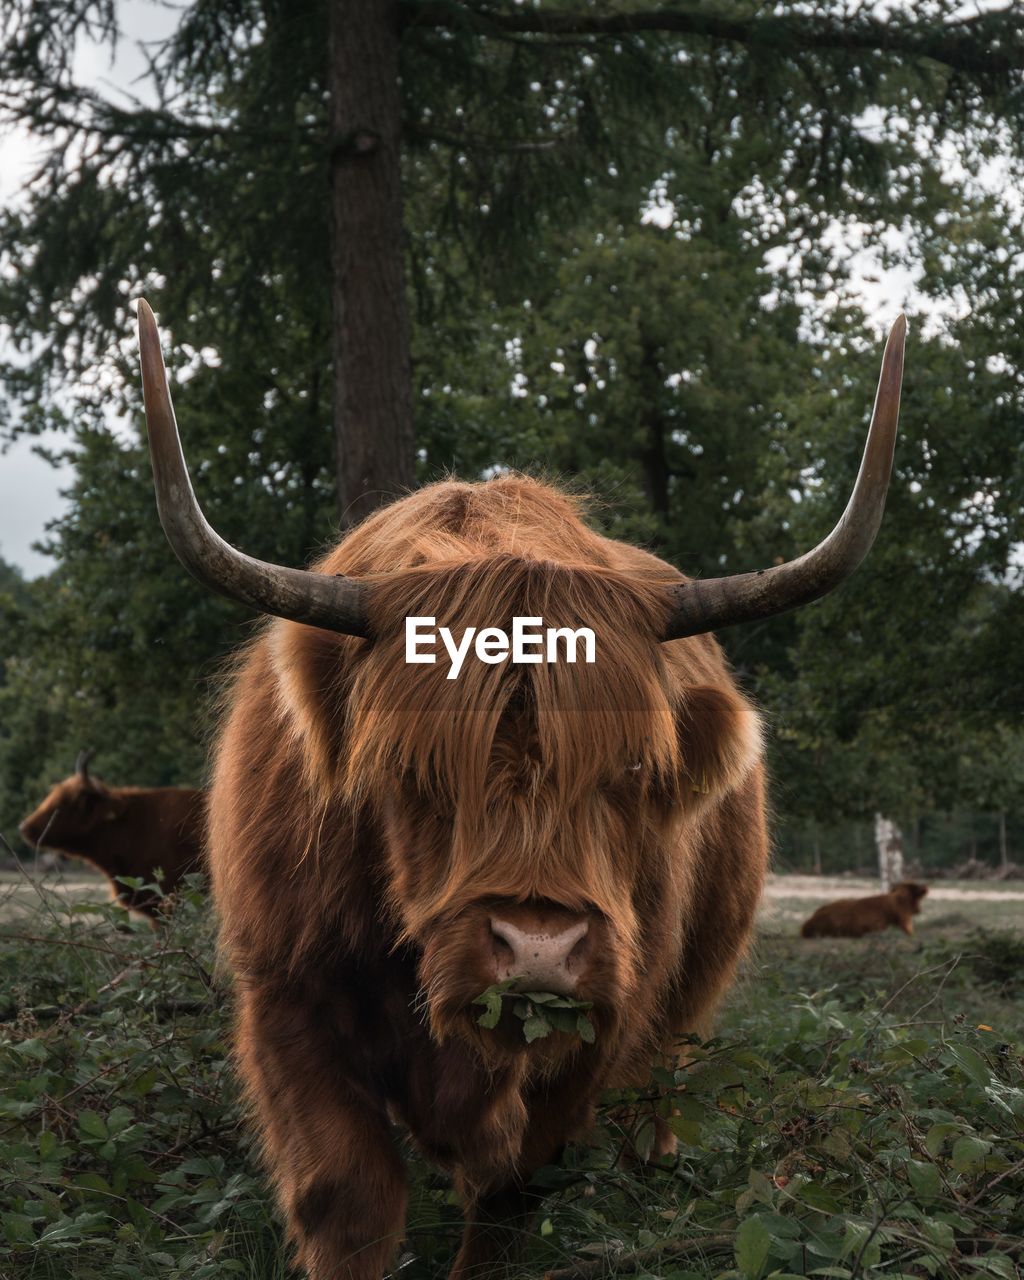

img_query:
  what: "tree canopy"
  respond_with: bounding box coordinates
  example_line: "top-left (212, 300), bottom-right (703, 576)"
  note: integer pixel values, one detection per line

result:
top-left (1, 0), bottom-right (1022, 867)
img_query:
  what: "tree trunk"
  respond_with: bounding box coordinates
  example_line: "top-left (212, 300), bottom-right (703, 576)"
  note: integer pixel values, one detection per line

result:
top-left (327, 0), bottom-right (415, 526)
top-left (874, 813), bottom-right (904, 892)
top-left (999, 810), bottom-right (1009, 869)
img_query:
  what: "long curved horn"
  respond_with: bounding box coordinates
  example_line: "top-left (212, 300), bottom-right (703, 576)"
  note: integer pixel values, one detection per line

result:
top-left (663, 314), bottom-right (906, 641)
top-left (136, 300), bottom-right (369, 636)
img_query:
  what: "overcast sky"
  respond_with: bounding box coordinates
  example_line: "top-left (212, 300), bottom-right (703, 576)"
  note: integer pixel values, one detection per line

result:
top-left (0, 1), bottom-right (177, 577)
top-left (0, 97), bottom-right (72, 579)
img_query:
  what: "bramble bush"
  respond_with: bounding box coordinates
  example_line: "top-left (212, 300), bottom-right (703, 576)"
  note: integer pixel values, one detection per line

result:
top-left (0, 874), bottom-right (279, 1279)
top-left (1, 874), bottom-right (1022, 1279)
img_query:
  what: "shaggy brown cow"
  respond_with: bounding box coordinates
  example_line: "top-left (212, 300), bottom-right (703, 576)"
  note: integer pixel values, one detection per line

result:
top-left (19, 752), bottom-right (206, 920)
top-left (137, 300), bottom-right (904, 1279)
top-left (801, 881), bottom-right (929, 939)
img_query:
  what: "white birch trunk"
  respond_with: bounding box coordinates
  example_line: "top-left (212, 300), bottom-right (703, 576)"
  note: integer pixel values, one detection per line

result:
top-left (875, 812), bottom-right (904, 892)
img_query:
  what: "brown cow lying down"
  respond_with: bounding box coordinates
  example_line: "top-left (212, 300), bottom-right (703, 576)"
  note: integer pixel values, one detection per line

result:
top-left (801, 881), bottom-right (929, 939)
top-left (18, 752), bottom-right (206, 921)
top-left (136, 302), bottom-right (904, 1280)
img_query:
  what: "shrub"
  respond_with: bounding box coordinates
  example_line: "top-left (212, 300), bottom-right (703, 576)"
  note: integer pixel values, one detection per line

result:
top-left (1, 877), bottom-right (1022, 1278)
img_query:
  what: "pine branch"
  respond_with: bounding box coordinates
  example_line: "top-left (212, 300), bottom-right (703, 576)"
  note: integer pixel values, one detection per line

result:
top-left (405, 2), bottom-right (1024, 81)
top-left (0, 83), bottom-right (286, 147)
top-left (405, 121), bottom-right (578, 152)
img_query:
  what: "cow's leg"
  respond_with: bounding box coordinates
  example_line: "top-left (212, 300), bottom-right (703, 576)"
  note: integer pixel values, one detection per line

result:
top-left (450, 1178), bottom-right (549, 1280)
top-left (450, 1076), bottom-right (596, 1280)
top-left (236, 984), bottom-right (407, 1280)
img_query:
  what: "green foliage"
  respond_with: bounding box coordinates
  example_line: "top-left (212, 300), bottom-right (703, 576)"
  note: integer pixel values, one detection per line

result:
top-left (2, 884), bottom-right (1023, 1277)
top-left (925, 929), bottom-right (1024, 1001)
top-left (0, 553), bottom-right (29, 607)
top-left (473, 979), bottom-right (596, 1043)
top-left (1, 1), bottom-right (1024, 850)
top-left (774, 810), bottom-right (1024, 876)
top-left (0, 876), bottom-right (283, 1277)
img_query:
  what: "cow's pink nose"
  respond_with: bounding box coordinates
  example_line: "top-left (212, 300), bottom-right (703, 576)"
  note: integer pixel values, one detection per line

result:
top-left (489, 916), bottom-right (590, 994)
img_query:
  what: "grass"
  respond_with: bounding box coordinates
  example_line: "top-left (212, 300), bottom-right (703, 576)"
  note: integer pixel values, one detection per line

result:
top-left (1, 866), bottom-right (1022, 1279)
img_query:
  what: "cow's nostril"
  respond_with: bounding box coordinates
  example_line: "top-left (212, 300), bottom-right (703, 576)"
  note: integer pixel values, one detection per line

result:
top-left (567, 932), bottom-right (589, 968)
top-left (490, 927), bottom-right (516, 967)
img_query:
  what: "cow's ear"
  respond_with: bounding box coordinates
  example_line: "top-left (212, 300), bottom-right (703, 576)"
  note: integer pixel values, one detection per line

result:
top-left (675, 685), bottom-right (762, 801)
top-left (269, 620), bottom-right (357, 790)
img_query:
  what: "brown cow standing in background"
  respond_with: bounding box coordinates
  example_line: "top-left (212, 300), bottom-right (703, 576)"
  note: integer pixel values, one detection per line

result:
top-left (801, 881), bottom-right (929, 939)
top-left (19, 752), bottom-right (206, 920)
top-left (137, 301), bottom-right (904, 1280)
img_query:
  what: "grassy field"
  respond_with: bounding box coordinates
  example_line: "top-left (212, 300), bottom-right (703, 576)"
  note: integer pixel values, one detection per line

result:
top-left (1, 866), bottom-right (1022, 1279)
top-left (764, 875), bottom-right (1024, 939)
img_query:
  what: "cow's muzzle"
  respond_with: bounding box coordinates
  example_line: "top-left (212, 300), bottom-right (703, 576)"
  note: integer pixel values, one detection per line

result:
top-left (489, 911), bottom-right (592, 995)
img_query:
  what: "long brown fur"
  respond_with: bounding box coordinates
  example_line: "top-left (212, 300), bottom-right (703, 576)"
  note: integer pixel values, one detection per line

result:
top-left (207, 475), bottom-right (769, 1279)
top-left (19, 772), bottom-right (206, 920)
top-left (801, 881), bottom-right (928, 939)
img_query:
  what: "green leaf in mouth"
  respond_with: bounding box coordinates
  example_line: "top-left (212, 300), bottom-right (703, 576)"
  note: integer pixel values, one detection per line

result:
top-left (473, 982), bottom-right (597, 1043)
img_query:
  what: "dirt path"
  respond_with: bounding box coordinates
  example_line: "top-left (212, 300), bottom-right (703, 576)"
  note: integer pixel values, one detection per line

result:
top-left (3, 870), bottom-right (1024, 915)
top-left (766, 874), bottom-right (1024, 903)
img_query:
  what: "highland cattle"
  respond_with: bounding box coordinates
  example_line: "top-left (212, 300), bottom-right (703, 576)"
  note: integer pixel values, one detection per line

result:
top-left (19, 752), bottom-right (206, 920)
top-left (801, 880), bottom-right (929, 939)
top-left (137, 299), bottom-right (905, 1280)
